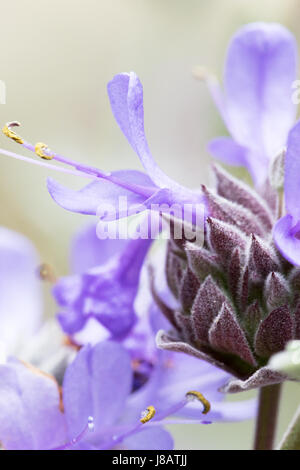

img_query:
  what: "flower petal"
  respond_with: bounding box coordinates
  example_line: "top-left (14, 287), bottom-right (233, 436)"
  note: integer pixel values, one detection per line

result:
top-left (208, 137), bottom-right (268, 186)
top-left (55, 238), bottom-right (150, 336)
top-left (284, 120), bottom-right (300, 219)
top-left (0, 228), bottom-right (42, 354)
top-left (70, 223), bottom-right (128, 274)
top-left (224, 22), bottom-right (297, 157)
top-left (273, 214), bottom-right (300, 266)
top-left (208, 137), bottom-right (248, 167)
top-left (63, 342), bottom-right (132, 438)
top-left (0, 358), bottom-right (66, 450)
top-left (107, 72), bottom-right (190, 195)
top-left (121, 427), bottom-right (174, 450)
top-left (206, 399), bottom-right (257, 422)
top-left (47, 172), bottom-right (148, 217)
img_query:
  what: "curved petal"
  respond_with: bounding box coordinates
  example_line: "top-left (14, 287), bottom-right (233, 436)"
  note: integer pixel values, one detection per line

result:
top-left (121, 426), bottom-right (174, 450)
top-left (55, 237), bottom-right (150, 336)
top-left (47, 174), bottom-right (148, 217)
top-left (208, 137), bottom-right (248, 167)
top-left (0, 358), bottom-right (66, 450)
top-left (224, 22), bottom-right (297, 157)
top-left (284, 121), bottom-right (300, 219)
top-left (208, 137), bottom-right (269, 186)
top-left (63, 342), bottom-right (132, 440)
top-left (273, 214), bottom-right (300, 266)
top-left (0, 227), bottom-right (42, 354)
top-left (107, 73), bottom-right (191, 196)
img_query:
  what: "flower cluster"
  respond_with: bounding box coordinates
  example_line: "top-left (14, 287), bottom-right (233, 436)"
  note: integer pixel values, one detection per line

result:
top-left (0, 227), bottom-right (254, 450)
top-left (156, 163), bottom-right (300, 392)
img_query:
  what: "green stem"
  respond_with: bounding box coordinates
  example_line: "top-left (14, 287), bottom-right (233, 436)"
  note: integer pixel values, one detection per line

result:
top-left (253, 384), bottom-right (282, 450)
top-left (278, 405), bottom-right (300, 450)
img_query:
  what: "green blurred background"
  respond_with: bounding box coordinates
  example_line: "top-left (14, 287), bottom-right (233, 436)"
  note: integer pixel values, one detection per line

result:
top-left (0, 0), bottom-right (299, 449)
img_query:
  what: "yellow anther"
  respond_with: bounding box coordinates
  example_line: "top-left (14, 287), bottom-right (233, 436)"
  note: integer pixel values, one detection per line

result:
top-left (2, 121), bottom-right (24, 144)
top-left (140, 406), bottom-right (156, 424)
top-left (186, 391), bottom-right (211, 415)
top-left (35, 142), bottom-right (53, 160)
top-left (37, 263), bottom-right (56, 283)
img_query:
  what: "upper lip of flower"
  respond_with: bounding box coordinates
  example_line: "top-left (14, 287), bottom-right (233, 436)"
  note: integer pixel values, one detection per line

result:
top-left (204, 22), bottom-right (298, 187)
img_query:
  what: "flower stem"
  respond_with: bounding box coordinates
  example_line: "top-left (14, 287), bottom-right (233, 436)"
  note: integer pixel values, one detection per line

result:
top-left (253, 384), bottom-right (282, 450)
top-left (277, 405), bottom-right (300, 450)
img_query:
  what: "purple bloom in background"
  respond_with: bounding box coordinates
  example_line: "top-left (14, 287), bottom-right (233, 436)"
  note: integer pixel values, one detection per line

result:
top-left (70, 223), bottom-right (128, 274)
top-left (53, 224), bottom-right (152, 337)
top-left (207, 22), bottom-right (297, 186)
top-left (0, 342), bottom-right (173, 450)
top-left (0, 227), bottom-right (42, 354)
top-left (0, 327), bottom-right (255, 450)
top-left (0, 357), bottom-right (67, 450)
top-left (274, 121), bottom-right (300, 266)
top-left (0, 226), bottom-right (77, 380)
top-left (61, 341), bottom-right (174, 450)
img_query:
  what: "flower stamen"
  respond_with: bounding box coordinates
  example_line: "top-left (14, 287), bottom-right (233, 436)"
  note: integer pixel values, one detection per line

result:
top-left (2, 121), bottom-right (24, 144)
top-left (35, 142), bottom-right (53, 160)
top-left (98, 392), bottom-right (211, 450)
top-left (140, 405), bottom-right (156, 424)
top-left (186, 391), bottom-right (211, 414)
top-left (1, 121), bottom-right (157, 198)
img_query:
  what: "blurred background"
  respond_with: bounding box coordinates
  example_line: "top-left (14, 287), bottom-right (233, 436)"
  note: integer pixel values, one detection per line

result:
top-left (0, 0), bottom-right (300, 449)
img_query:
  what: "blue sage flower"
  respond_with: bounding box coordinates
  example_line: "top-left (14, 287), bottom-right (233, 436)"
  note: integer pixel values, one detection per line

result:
top-left (207, 22), bottom-right (297, 186)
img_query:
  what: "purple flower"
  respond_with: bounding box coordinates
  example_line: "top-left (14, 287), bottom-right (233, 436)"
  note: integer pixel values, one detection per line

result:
top-left (0, 357), bottom-right (67, 450)
top-left (0, 227), bottom-right (42, 354)
top-left (274, 121), bottom-right (300, 266)
top-left (0, 342), bottom-right (173, 450)
top-left (0, 73), bottom-right (204, 222)
top-left (53, 224), bottom-right (152, 337)
top-left (207, 22), bottom-right (297, 186)
top-left (0, 226), bottom-right (77, 379)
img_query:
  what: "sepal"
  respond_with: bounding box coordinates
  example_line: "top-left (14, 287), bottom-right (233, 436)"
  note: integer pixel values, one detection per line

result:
top-left (255, 305), bottom-right (293, 358)
top-left (191, 275), bottom-right (227, 344)
top-left (208, 302), bottom-right (257, 366)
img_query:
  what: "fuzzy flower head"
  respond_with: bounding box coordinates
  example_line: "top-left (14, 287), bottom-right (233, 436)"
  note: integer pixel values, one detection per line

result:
top-left (156, 161), bottom-right (300, 393)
